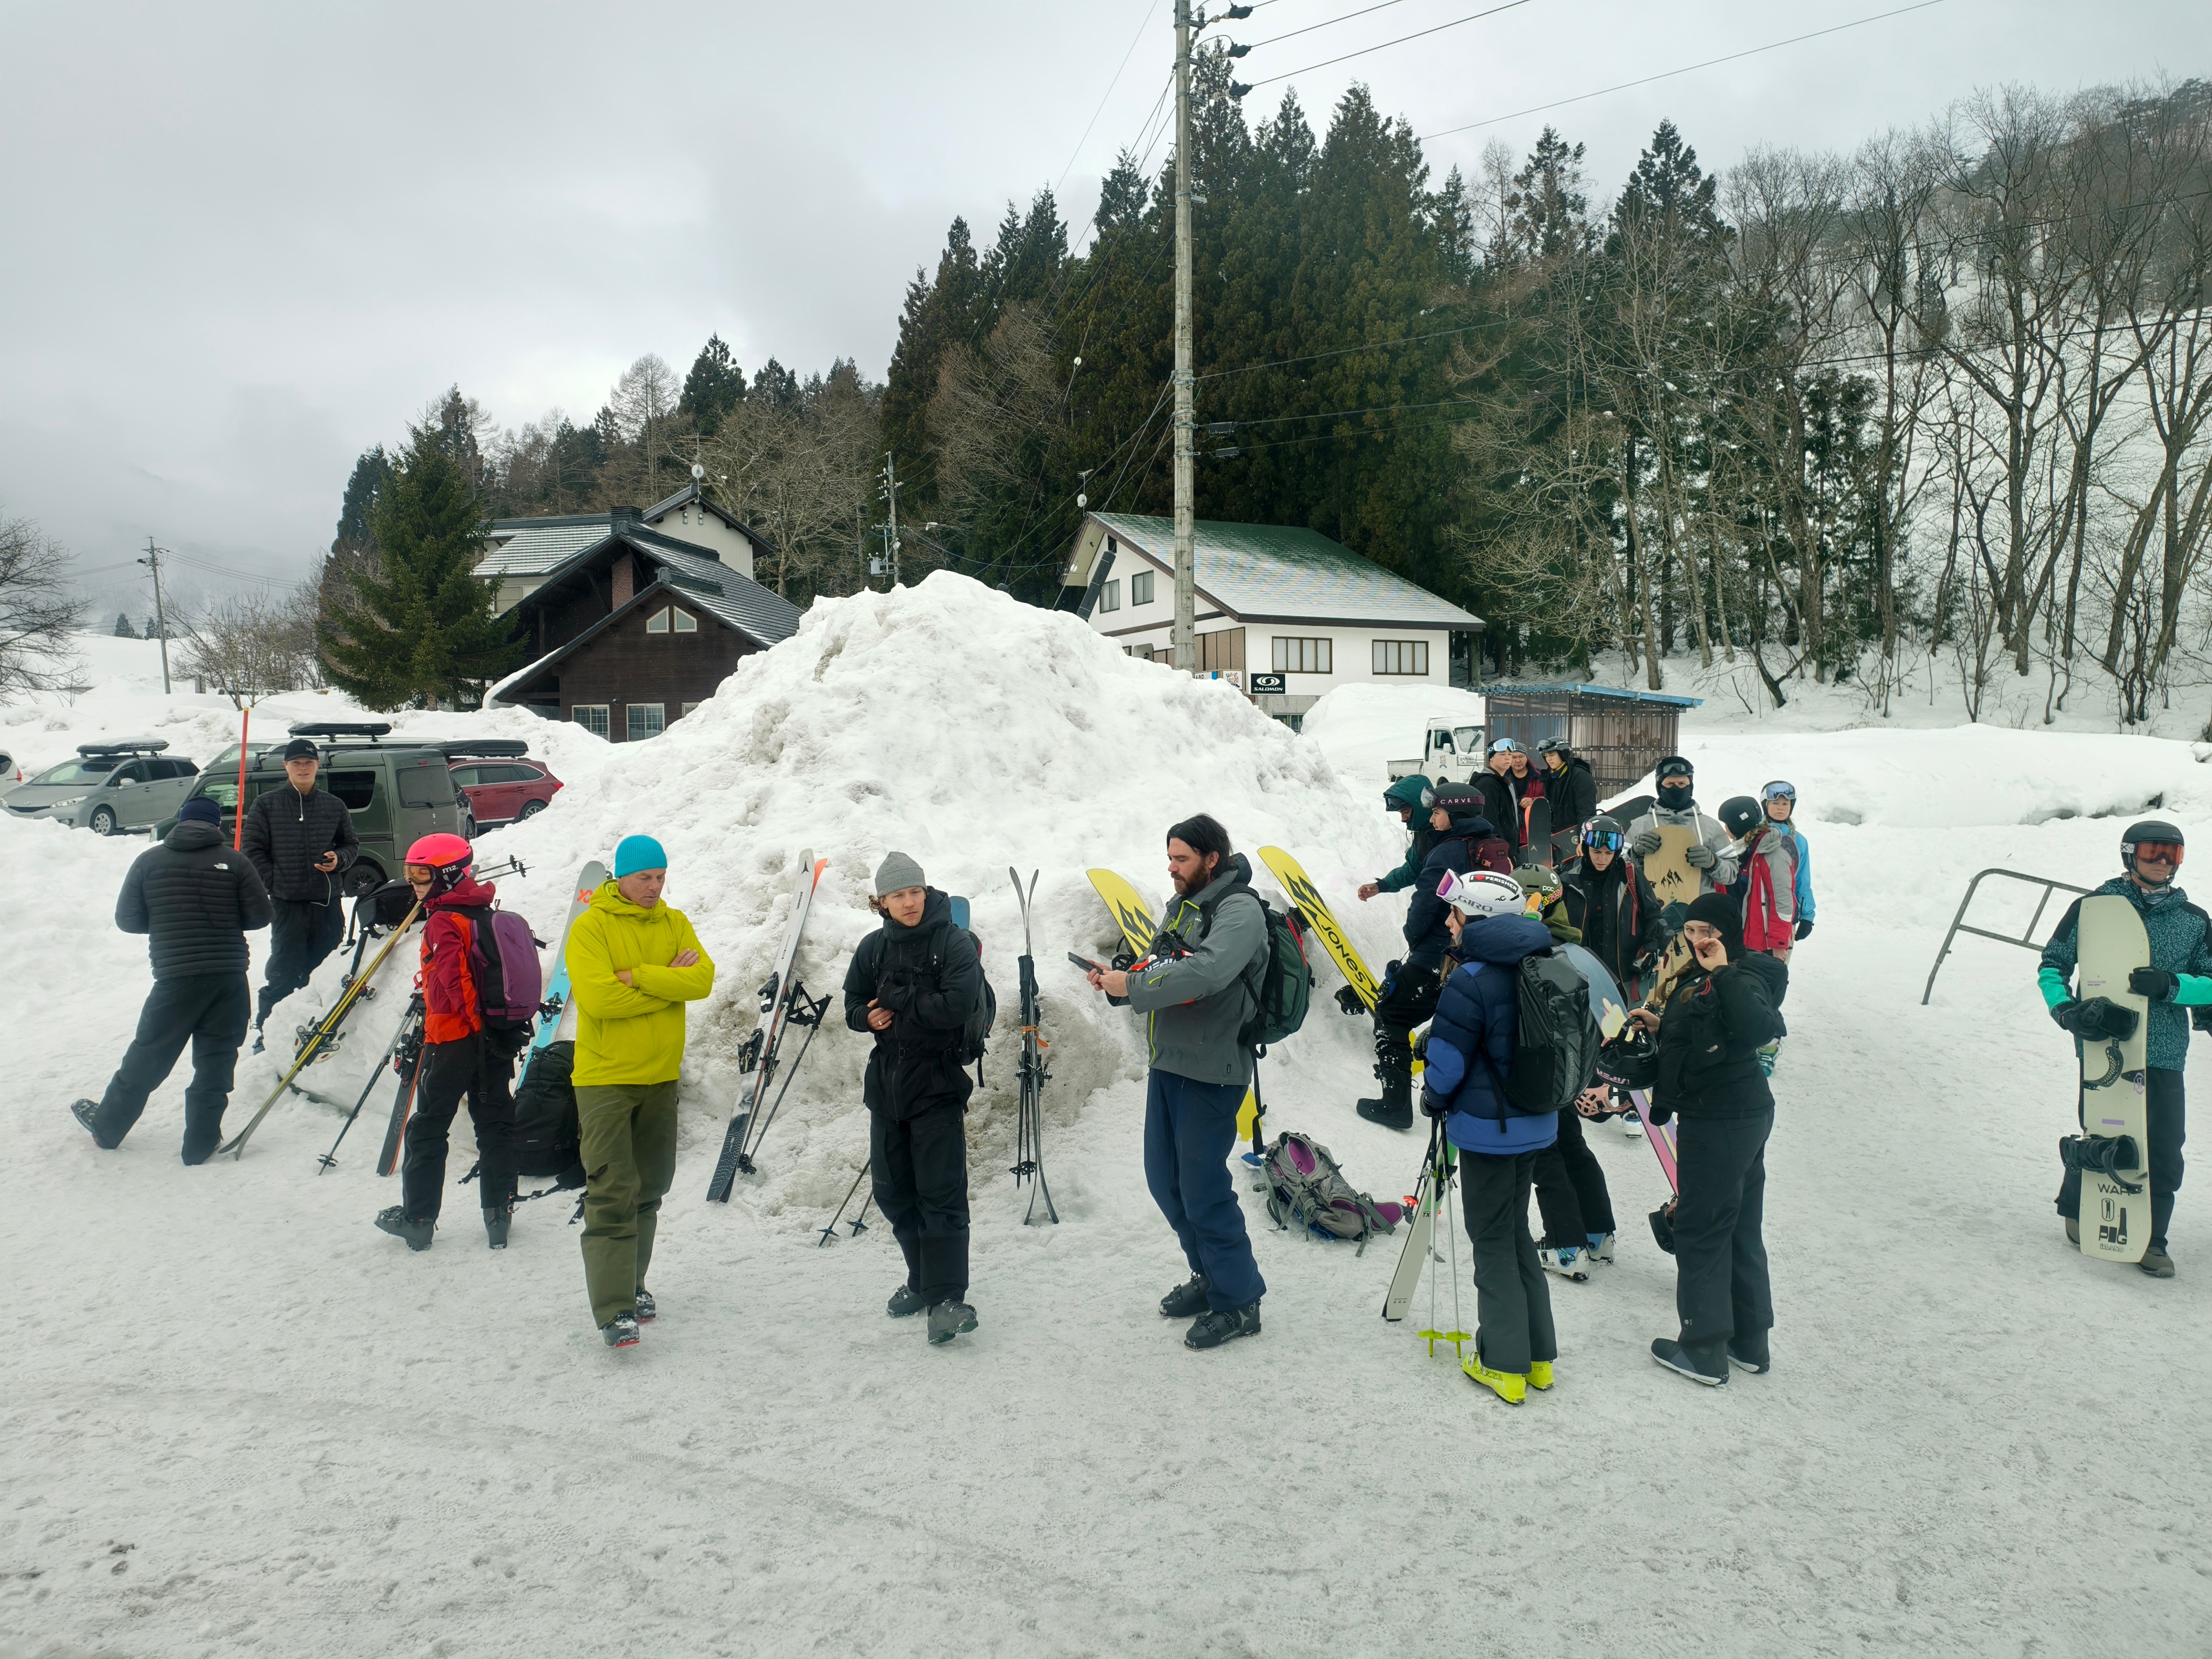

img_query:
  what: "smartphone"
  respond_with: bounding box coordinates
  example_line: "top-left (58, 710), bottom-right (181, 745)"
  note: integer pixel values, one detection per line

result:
top-left (1068, 952), bottom-right (1104, 974)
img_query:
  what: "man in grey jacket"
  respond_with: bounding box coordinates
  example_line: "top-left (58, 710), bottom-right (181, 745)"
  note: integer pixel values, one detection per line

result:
top-left (1627, 756), bottom-right (1738, 899)
top-left (1085, 813), bottom-right (1269, 1350)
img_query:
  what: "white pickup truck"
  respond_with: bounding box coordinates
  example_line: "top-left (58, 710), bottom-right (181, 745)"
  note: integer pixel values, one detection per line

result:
top-left (1388, 719), bottom-right (1485, 786)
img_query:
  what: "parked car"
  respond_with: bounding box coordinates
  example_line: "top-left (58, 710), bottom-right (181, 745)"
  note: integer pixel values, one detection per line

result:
top-left (157, 722), bottom-right (473, 895)
top-left (4, 740), bottom-right (199, 832)
top-left (1, 749), bottom-right (17, 786)
top-left (449, 745), bottom-right (563, 828)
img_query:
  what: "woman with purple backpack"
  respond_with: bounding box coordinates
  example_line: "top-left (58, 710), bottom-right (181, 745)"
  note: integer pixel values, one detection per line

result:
top-left (374, 833), bottom-right (522, 1254)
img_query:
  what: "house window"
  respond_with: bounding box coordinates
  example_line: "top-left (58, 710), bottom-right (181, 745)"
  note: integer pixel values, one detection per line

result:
top-left (627, 703), bottom-right (666, 741)
top-left (1372, 639), bottom-right (1430, 676)
top-left (647, 608), bottom-right (670, 634)
top-left (572, 705), bottom-right (610, 738)
top-left (1131, 570), bottom-right (1155, 605)
top-left (681, 702), bottom-right (702, 717)
top-left (1097, 579), bottom-right (1120, 613)
top-left (673, 609), bottom-right (697, 633)
top-left (1272, 637), bottom-right (1332, 675)
top-left (1197, 627), bottom-right (1245, 672)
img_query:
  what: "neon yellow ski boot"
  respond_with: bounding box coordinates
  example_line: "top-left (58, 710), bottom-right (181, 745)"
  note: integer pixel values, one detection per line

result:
top-left (1528, 1359), bottom-right (1555, 1392)
top-left (1463, 1353), bottom-right (1527, 1405)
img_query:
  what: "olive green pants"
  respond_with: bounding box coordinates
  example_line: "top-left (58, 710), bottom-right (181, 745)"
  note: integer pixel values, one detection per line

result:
top-left (576, 1081), bottom-right (681, 1328)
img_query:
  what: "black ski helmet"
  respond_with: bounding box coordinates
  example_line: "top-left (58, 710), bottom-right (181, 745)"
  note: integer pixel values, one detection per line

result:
top-left (1717, 795), bottom-right (1763, 840)
top-left (2121, 820), bottom-right (2186, 884)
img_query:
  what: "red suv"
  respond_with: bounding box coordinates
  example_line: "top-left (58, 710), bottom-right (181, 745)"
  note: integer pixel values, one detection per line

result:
top-left (449, 753), bottom-right (562, 828)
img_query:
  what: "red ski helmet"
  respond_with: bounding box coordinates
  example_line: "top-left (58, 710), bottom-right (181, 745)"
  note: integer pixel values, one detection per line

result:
top-left (404, 832), bottom-right (474, 892)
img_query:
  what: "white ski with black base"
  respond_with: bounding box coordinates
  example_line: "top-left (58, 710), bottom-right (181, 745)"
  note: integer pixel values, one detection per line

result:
top-left (706, 850), bottom-right (829, 1201)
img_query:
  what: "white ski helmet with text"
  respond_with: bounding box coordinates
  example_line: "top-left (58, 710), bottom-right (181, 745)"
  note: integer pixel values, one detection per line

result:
top-left (1439, 867), bottom-right (1526, 921)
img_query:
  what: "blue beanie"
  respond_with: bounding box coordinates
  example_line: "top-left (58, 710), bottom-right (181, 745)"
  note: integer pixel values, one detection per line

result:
top-left (178, 796), bottom-right (222, 826)
top-left (613, 834), bottom-right (669, 878)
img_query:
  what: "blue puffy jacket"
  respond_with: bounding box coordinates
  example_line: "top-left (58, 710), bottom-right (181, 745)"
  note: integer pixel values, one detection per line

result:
top-left (1420, 914), bottom-right (1560, 1155)
top-left (1402, 810), bottom-right (1498, 972)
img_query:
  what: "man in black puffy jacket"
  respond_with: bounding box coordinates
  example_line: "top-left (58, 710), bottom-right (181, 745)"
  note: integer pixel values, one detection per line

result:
top-left (73, 795), bottom-right (273, 1162)
top-left (242, 737), bottom-right (358, 1038)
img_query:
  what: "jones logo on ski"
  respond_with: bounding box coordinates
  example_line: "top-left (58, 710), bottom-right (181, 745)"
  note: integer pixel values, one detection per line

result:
top-left (706, 851), bottom-right (829, 1201)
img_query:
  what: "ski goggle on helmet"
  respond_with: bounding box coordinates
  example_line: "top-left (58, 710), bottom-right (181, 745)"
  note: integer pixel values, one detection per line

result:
top-left (2122, 821), bottom-right (2186, 870)
top-left (1761, 780), bottom-right (1797, 804)
top-left (1582, 822), bottom-right (1626, 853)
top-left (1487, 737), bottom-right (1523, 756)
top-left (1437, 868), bottom-right (1526, 920)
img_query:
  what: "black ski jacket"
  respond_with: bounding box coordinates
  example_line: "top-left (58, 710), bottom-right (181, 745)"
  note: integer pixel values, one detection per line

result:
top-left (242, 783), bottom-right (358, 903)
top-left (1469, 771), bottom-right (1522, 855)
top-left (1564, 856), bottom-right (1663, 992)
top-left (1403, 811), bottom-right (1498, 972)
top-left (844, 888), bottom-right (982, 1121)
top-left (116, 819), bottom-right (274, 979)
top-left (1651, 952), bottom-right (1789, 1121)
top-left (1543, 756), bottom-right (1599, 838)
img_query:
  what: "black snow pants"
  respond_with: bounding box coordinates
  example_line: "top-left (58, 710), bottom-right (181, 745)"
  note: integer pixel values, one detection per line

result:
top-left (91, 973), bottom-right (252, 1163)
top-left (871, 1101), bottom-right (971, 1306)
top-left (2056, 1066), bottom-right (2186, 1250)
top-left (1373, 963), bottom-right (1441, 1105)
top-left (400, 1031), bottom-right (517, 1222)
top-left (1532, 1106), bottom-right (1617, 1246)
top-left (1459, 1148), bottom-right (1556, 1375)
top-left (258, 896), bottom-right (345, 1028)
top-left (1672, 1107), bottom-right (1775, 1346)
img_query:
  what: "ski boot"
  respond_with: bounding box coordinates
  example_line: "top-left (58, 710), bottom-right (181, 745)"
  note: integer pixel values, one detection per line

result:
top-left (483, 1204), bottom-right (511, 1250)
top-left (1159, 1274), bottom-right (1210, 1318)
top-left (601, 1312), bottom-right (640, 1348)
top-left (1588, 1231), bottom-right (1615, 1264)
top-left (1185, 1301), bottom-right (1261, 1350)
top-left (2140, 1247), bottom-right (2176, 1278)
top-left (635, 1289), bottom-right (657, 1322)
top-left (374, 1207), bottom-right (434, 1252)
top-left (1621, 1110), bottom-right (1644, 1139)
top-left (1539, 1243), bottom-right (1589, 1282)
top-left (1462, 1351), bottom-right (1527, 1406)
top-left (70, 1099), bottom-right (111, 1147)
top-left (886, 1284), bottom-right (924, 1318)
top-left (1650, 1336), bottom-right (1729, 1386)
top-left (1355, 1041), bottom-right (1414, 1131)
top-left (1727, 1332), bottom-right (1770, 1374)
top-left (1528, 1359), bottom-right (1555, 1392)
top-left (928, 1300), bottom-right (979, 1345)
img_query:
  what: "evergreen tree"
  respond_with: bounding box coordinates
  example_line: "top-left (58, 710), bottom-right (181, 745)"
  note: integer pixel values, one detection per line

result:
top-left (1505, 127), bottom-right (1595, 265)
top-left (880, 217), bottom-right (986, 506)
top-left (112, 612), bottom-right (136, 638)
top-left (680, 334), bottom-right (746, 436)
top-left (319, 420), bottom-right (522, 710)
top-left (332, 445), bottom-right (392, 556)
top-left (750, 358), bottom-right (801, 414)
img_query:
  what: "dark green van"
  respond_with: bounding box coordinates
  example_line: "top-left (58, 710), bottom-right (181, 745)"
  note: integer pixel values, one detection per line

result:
top-left (161, 723), bottom-right (515, 894)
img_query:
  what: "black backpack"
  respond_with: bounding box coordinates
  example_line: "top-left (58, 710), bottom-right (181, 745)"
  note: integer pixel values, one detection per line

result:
top-left (463, 1039), bottom-right (585, 1197)
top-left (1480, 947), bottom-right (1602, 1117)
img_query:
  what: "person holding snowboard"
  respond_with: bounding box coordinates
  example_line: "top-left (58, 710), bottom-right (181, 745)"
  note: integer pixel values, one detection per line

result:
top-left (373, 835), bottom-right (522, 1255)
top-left (845, 852), bottom-right (985, 1346)
top-left (1357, 774), bottom-right (1435, 903)
top-left (1418, 868), bottom-right (1561, 1405)
top-left (1536, 738), bottom-right (1598, 863)
top-left (2038, 821), bottom-right (2212, 1278)
top-left (72, 795), bottom-right (272, 1163)
top-left (1628, 891), bottom-right (1787, 1385)
top-left (242, 736), bottom-right (359, 1048)
top-left (566, 835), bottom-right (717, 1348)
top-left (1358, 783), bottom-right (1501, 1129)
top-left (1564, 816), bottom-right (1663, 998)
top-left (1512, 867), bottom-right (1619, 1279)
top-left (1083, 814), bottom-right (1270, 1350)
top-left (1627, 756), bottom-right (1737, 898)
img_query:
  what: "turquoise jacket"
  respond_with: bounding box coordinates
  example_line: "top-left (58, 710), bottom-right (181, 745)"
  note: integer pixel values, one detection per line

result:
top-left (2037, 876), bottom-right (2212, 1071)
top-left (1374, 774), bottom-right (1435, 894)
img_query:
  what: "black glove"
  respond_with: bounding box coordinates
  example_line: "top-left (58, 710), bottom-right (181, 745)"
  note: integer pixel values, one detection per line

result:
top-left (2059, 996), bottom-right (2140, 1041)
top-left (1683, 843), bottom-right (1717, 871)
top-left (1334, 984), bottom-right (1366, 1016)
top-left (2050, 999), bottom-right (2081, 1033)
top-left (2194, 1006), bottom-right (2212, 1033)
top-left (2130, 967), bottom-right (2179, 1003)
top-left (1794, 918), bottom-right (1813, 941)
top-left (1420, 1089), bottom-right (1449, 1120)
top-left (874, 977), bottom-right (912, 1014)
top-left (1644, 1097), bottom-right (1674, 1127)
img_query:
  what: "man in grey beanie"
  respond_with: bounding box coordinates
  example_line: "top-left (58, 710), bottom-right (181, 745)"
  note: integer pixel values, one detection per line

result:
top-left (842, 852), bottom-right (985, 1345)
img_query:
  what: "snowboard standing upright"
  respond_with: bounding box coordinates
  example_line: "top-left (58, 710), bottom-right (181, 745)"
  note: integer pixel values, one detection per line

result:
top-left (706, 851), bottom-right (828, 1200)
top-left (1255, 847), bottom-right (1380, 1011)
top-left (2073, 895), bottom-right (2154, 1265)
top-left (1642, 824), bottom-right (1700, 907)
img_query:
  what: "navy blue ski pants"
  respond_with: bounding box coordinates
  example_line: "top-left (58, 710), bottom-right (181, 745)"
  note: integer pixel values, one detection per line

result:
top-left (1143, 1069), bottom-right (1265, 1312)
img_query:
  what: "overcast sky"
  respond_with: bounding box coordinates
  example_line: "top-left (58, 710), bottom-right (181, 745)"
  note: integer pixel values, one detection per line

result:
top-left (3, 0), bottom-right (2206, 614)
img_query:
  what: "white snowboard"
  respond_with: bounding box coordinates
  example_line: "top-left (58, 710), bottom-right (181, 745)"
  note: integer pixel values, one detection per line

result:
top-left (2075, 894), bottom-right (2153, 1265)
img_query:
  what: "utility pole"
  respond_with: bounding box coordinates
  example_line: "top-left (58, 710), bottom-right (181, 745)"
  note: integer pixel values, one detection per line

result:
top-left (1171, 0), bottom-right (1197, 673)
top-left (138, 536), bottom-right (172, 694)
top-left (880, 452), bottom-right (903, 589)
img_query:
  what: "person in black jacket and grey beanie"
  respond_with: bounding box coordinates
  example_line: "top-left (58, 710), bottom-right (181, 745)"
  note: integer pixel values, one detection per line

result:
top-left (242, 737), bottom-right (359, 1042)
top-left (1627, 889), bottom-right (1788, 1387)
top-left (844, 852), bottom-right (984, 1346)
top-left (73, 795), bottom-right (273, 1162)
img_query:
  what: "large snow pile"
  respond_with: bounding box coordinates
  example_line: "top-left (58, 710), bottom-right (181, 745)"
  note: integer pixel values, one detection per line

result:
top-left (1300, 680), bottom-right (1486, 800)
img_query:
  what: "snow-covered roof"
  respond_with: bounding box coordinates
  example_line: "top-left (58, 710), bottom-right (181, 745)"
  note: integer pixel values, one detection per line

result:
top-left (1083, 512), bottom-right (1483, 630)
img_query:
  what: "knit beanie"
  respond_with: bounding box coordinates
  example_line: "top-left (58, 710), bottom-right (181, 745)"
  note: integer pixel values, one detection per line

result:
top-left (178, 796), bottom-right (222, 826)
top-left (613, 834), bottom-right (669, 878)
top-left (1684, 891), bottom-right (1743, 954)
top-left (874, 851), bottom-right (926, 896)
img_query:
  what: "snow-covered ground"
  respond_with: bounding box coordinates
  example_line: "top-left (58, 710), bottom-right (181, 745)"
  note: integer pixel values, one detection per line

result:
top-left (3, 585), bottom-right (2210, 1657)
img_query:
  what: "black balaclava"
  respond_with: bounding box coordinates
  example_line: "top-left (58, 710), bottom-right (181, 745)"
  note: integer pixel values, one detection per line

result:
top-left (1656, 756), bottom-right (1695, 814)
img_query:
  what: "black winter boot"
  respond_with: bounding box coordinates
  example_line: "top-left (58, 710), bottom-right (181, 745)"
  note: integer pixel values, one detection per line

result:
top-left (1650, 1336), bottom-right (1729, 1386)
top-left (1357, 1047), bottom-right (1414, 1130)
top-left (374, 1207), bottom-right (435, 1252)
top-left (71, 1099), bottom-right (112, 1148)
top-left (483, 1205), bottom-right (511, 1250)
top-left (1727, 1332), bottom-right (1771, 1373)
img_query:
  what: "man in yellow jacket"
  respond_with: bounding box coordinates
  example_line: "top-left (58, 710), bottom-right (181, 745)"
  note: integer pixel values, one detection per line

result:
top-left (567, 834), bottom-right (716, 1348)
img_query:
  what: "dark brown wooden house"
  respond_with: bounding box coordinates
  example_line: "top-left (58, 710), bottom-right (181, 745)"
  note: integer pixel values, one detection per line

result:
top-left (484, 510), bottom-right (801, 740)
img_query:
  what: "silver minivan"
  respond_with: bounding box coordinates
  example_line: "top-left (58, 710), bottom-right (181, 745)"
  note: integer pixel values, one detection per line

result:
top-left (5, 741), bottom-right (201, 834)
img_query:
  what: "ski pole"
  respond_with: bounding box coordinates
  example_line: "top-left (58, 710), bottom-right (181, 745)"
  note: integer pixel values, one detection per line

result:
top-left (818, 1162), bottom-right (870, 1247)
top-left (315, 1017), bottom-right (411, 1173)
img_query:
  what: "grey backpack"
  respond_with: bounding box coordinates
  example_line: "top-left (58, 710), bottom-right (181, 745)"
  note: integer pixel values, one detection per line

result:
top-left (1260, 1131), bottom-right (1405, 1256)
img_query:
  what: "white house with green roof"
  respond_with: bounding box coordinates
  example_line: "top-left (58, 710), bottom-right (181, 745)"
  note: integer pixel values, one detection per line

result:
top-left (1057, 512), bottom-right (1483, 720)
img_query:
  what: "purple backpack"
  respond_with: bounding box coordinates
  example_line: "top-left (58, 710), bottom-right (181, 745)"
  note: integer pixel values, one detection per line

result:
top-left (1260, 1131), bottom-right (1404, 1255)
top-left (460, 907), bottom-right (543, 1035)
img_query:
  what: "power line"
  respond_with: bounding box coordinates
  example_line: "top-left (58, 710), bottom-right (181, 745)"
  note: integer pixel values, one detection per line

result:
top-left (1243, 0), bottom-right (1535, 90)
top-left (1420, 0), bottom-right (1946, 140)
top-left (1242, 0), bottom-right (1421, 51)
top-left (1055, 0), bottom-right (1164, 198)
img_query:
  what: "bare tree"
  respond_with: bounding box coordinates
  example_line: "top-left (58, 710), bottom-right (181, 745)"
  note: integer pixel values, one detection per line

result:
top-left (176, 584), bottom-right (321, 707)
top-left (0, 511), bottom-right (87, 700)
top-left (611, 354), bottom-right (680, 495)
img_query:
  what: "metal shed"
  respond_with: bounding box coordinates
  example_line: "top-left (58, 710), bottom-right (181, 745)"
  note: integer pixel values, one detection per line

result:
top-left (1481, 683), bottom-right (1703, 800)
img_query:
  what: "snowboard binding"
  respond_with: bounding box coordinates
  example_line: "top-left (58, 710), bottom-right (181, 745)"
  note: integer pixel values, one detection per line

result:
top-left (2060, 1132), bottom-right (2147, 1195)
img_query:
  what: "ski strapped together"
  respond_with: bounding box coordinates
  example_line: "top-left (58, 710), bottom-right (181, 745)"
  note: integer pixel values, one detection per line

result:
top-left (1009, 867), bottom-right (1058, 1224)
top-left (707, 851), bottom-right (830, 1199)
top-left (374, 995), bottom-right (427, 1177)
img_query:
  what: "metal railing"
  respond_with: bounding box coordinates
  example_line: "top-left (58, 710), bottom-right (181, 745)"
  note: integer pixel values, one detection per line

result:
top-left (1921, 868), bottom-right (2094, 1005)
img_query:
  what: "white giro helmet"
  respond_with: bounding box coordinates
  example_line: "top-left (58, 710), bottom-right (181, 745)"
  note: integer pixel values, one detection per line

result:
top-left (1438, 868), bottom-right (1526, 920)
